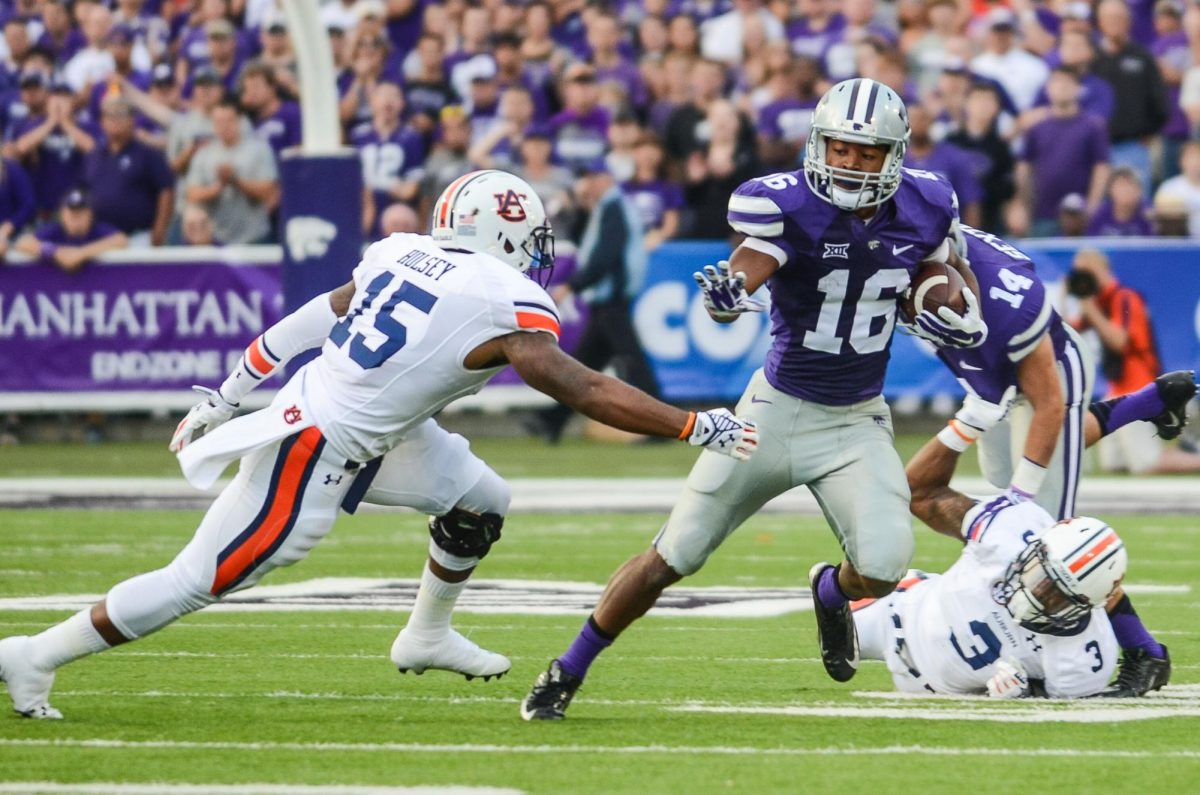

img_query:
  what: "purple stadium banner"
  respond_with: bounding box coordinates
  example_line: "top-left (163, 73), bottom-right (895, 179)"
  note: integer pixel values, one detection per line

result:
top-left (0, 255), bottom-right (284, 393)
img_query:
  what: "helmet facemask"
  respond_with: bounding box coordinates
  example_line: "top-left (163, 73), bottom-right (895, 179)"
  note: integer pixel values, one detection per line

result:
top-left (995, 540), bottom-right (1095, 633)
top-left (804, 133), bottom-right (906, 211)
top-left (521, 224), bottom-right (555, 287)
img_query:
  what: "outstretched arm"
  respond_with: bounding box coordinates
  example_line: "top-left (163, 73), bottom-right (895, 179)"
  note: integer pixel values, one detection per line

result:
top-left (474, 330), bottom-right (757, 458)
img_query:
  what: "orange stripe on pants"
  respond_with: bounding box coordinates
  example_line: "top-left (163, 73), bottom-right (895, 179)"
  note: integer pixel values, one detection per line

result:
top-left (210, 427), bottom-right (324, 595)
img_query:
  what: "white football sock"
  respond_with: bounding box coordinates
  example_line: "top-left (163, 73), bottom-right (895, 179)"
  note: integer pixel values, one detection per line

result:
top-left (27, 609), bottom-right (110, 672)
top-left (404, 562), bottom-right (468, 639)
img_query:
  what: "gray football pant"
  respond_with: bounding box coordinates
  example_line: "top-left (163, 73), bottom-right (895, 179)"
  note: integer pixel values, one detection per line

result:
top-left (655, 369), bottom-right (914, 582)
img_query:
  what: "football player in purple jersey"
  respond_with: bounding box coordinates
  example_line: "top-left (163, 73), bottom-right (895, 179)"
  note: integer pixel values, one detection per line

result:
top-left (523, 77), bottom-right (990, 719)
top-left (904, 224), bottom-right (1192, 698)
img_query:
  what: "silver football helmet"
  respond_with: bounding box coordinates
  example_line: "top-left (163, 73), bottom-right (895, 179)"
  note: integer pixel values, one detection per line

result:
top-left (995, 517), bottom-right (1127, 634)
top-left (804, 78), bottom-right (910, 211)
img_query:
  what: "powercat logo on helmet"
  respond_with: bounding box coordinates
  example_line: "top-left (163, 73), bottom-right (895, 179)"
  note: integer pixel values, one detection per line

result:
top-left (494, 189), bottom-right (528, 222)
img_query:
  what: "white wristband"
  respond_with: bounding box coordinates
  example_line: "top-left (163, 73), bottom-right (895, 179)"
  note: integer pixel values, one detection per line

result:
top-left (937, 420), bottom-right (977, 453)
top-left (1010, 457), bottom-right (1048, 499)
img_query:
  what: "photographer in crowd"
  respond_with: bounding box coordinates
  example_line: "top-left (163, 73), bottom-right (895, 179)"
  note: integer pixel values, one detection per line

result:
top-left (1067, 249), bottom-right (1200, 473)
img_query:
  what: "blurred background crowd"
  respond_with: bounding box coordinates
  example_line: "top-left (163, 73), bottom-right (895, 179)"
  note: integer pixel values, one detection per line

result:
top-left (2, 0), bottom-right (1200, 262)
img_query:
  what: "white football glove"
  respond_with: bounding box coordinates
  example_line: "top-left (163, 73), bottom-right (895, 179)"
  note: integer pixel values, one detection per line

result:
top-left (957, 385), bottom-right (1017, 436)
top-left (687, 408), bottom-right (759, 460)
top-left (986, 657), bottom-right (1031, 700)
top-left (169, 385), bottom-right (239, 453)
top-left (693, 260), bottom-right (766, 322)
top-left (911, 287), bottom-right (988, 349)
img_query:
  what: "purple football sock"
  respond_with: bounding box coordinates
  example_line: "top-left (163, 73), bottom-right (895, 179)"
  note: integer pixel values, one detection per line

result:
top-left (1091, 383), bottom-right (1166, 437)
top-left (556, 615), bottom-right (614, 679)
top-left (1109, 595), bottom-right (1166, 657)
top-left (816, 565), bottom-right (848, 609)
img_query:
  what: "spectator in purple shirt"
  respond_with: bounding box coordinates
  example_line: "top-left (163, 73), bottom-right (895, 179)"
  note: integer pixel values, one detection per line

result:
top-left (468, 85), bottom-right (535, 171)
top-left (14, 187), bottom-right (128, 272)
top-left (445, 6), bottom-right (495, 101)
top-left (338, 33), bottom-right (394, 132)
top-left (182, 18), bottom-right (243, 99)
top-left (756, 56), bottom-right (820, 170)
top-left (12, 80), bottom-right (98, 214)
top-left (904, 103), bottom-right (984, 228)
top-left (521, 2), bottom-right (569, 93)
top-left (622, 132), bottom-right (682, 252)
top-left (549, 62), bottom-right (611, 172)
top-left (351, 81), bottom-right (426, 236)
top-left (787, 0), bottom-right (845, 64)
top-left (36, 0), bottom-right (86, 65)
top-left (239, 61), bottom-right (301, 160)
top-left (1151, 0), bottom-right (1190, 181)
top-left (83, 96), bottom-right (174, 245)
top-left (1087, 167), bottom-right (1155, 237)
top-left (1029, 30), bottom-right (1115, 123)
top-left (385, 0), bottom-right (425, 56)
top-left (588, 12), bottom-right (648, 112)
top-left (85, 24), bottom-right (151, 126)
top-left (1014, 67), bottom-right (1111, 237)
top-left (0, 157), bottom-right (35, 258)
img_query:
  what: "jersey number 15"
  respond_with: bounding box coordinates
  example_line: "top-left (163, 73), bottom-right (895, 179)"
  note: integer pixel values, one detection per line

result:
top-left (328, 272), bottom-right (439, 369)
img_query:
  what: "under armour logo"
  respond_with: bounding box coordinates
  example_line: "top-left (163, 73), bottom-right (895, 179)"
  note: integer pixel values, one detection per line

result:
top-left (283, 405), bottom-right (302, 425)
top-left (1025, 633), bottom-right (1043, 653)
top-left (823, 243), bottom-right (849, 260)
top-left (493, 189), bottom-right (528, 221)
top-left (872, 415), bottom-right (888, 426)
top-left (285, 216), bottom-right (337, 261)
top-left (324, 474), bottom-right (343, 486)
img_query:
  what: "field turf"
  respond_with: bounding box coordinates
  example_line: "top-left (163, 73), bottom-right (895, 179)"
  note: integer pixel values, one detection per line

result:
top-left (0, 492), bottom-right (1197, 793)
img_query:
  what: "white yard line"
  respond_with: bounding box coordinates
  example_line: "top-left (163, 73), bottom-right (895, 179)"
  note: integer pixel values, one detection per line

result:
top-left (671, 704), bottom-right (1200, 723)
top-left (0, 786), bottom-right (521, 795)
top-left (0, 738), bottom-right (1197, 759)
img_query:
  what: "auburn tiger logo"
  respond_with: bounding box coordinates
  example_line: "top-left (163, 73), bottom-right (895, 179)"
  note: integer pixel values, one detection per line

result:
top-left (283, 405), bottom-right (303, 425)
top-left (494, 189), bottom-right (528, 222)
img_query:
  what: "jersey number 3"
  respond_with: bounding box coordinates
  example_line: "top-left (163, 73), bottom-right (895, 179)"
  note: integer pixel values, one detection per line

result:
top-left (329, 272), bottom-right (439, 369)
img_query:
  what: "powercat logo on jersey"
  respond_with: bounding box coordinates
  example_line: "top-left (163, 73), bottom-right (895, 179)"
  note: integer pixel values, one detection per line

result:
top-left (494, 189), bottom-right (528, 221)
top-left (823, 242), bottom-right (850, 259)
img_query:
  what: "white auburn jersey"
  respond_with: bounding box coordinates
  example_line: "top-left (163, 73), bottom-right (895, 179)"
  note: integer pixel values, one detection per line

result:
top-left (864, 500), bottom-right (1117, 698)
top-left (299, 233), bottom-right (561, 463)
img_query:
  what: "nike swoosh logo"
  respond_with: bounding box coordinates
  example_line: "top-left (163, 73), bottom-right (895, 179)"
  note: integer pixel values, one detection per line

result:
top-left (960, 363), bottom-right (983, 371)
top-left (893, 244), bottom-right (914, 256)
top-left (750, 396), bottom-right (773, 405)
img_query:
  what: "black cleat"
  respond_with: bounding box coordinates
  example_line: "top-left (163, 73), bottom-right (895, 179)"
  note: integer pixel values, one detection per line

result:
top-left (520, 660), bottom-right (582, 720)
top-left (808, 562), bottom-right (859, 683)
top-left (1098, 645), bottom-right (1171, 697)
top-left (1151, 371), bottom-right (1196, 440)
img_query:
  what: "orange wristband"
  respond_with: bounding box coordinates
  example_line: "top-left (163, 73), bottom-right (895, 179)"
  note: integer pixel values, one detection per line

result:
top-left (678, 411), bottom-right (697, 441)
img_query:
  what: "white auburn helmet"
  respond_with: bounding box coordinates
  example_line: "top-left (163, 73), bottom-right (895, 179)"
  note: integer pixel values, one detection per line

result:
top-left (996, 517), bottom-right (1128, 634)
top-left (803, 77), bottom-right (910, 211)
top-left (430, 170), bottom-right (555, 280)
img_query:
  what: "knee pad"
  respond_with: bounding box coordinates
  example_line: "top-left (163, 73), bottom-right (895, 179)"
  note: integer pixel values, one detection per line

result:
top-left (429, 506), bottom-right (504, 560)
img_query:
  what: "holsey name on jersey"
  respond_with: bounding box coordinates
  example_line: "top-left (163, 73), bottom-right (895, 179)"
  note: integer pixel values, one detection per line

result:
top-left (397, 249), bottom-right (458, 280)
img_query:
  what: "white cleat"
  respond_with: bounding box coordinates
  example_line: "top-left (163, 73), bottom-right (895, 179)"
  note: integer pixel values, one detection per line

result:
top-left (390, 628), bottom-right (511, 681)
top-left (0, 636), bottom-right (63, 720)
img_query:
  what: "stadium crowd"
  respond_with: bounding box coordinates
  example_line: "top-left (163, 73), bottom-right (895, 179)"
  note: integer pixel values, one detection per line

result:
top-left (0, 0), bottom-right (1197, 254)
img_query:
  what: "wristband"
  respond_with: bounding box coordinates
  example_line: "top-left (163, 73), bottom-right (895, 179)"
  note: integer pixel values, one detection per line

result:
top-left (936, 419), bottom-right (977, 453)
top-left (678, 411), bottom-right (696, 441)
top-left (1010, 457), bottom-right (1048, 499)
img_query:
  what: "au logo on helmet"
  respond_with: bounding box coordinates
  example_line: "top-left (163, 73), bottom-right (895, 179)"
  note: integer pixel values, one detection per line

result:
top-left (494, 189), bottom-right (528, 222)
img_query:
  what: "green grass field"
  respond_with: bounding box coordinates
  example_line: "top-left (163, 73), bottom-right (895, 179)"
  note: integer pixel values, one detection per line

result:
top-left (0, 487), bottom-right (1197, 793)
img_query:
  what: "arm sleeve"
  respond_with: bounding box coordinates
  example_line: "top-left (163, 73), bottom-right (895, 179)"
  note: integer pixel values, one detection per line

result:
top-left (726, 179), bottom-right (797, 267)
top-left (568, 200), bottom-right (627, 293)
top-left (217, 292), bottom-right (339, 404)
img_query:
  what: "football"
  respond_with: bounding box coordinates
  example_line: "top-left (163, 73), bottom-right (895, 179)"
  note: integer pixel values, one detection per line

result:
top-left (899, 261), bottom-right (967, 322)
